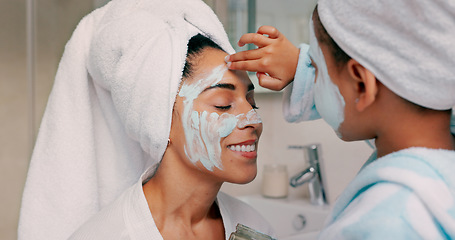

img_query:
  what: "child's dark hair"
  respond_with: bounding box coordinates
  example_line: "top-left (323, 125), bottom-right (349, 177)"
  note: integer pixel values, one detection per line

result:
top-left (182, 34), bottom-right (224, 79)
top-left (313, 6), bottom-right (351, 66)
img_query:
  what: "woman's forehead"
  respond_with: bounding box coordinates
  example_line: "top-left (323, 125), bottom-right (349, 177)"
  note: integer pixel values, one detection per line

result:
top-left (187, 50), bottom-right (252, 89)
top-left (194, 68), bottom-right (252, 92)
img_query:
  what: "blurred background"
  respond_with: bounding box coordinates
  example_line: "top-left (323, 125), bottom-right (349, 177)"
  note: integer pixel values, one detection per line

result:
top-left (0, 0), bottom-right (371, 239)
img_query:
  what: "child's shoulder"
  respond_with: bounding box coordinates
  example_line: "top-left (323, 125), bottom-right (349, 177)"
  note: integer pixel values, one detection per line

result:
top-left (325, 147), bottom-right (455, 239)
top-left (334, 147), bottom-right (455, 212)
top-left (373, 147), bottom-right (455, 177)
top-left (362, 147), bottom-right (455, 183)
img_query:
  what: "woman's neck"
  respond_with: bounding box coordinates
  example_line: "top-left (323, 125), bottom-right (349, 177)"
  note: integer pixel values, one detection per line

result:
top-left (142, 149), bottom-right (224, 236)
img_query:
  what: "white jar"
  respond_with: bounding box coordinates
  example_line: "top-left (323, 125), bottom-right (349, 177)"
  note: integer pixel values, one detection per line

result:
top-left (261, 164), bottom-right (289, 198)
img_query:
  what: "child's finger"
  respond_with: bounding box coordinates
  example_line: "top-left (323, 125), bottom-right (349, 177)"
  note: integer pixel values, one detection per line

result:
top-left (256, 26), bottom-right (281, 39)
top-left (227, 59), bottom-right (269, 73)
top-left (227, 48), bottom-right (263, 63)
top-left (238, 33), bottom-right (274, 48)
top-left (257, 73), bottom-right (287, 91)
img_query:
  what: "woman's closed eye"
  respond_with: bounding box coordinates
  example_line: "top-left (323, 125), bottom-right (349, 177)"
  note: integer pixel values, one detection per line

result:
top-left (215, 103), bottom-right (258, 110)
top-left (215, 105), bottom-right (231, 110)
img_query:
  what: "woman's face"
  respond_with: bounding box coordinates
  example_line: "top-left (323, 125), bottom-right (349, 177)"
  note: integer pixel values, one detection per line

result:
top-left (170, 48), bottom-right (263, 184)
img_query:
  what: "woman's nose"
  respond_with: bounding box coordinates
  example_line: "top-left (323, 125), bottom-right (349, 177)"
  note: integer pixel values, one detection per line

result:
top-left (236, 108), bottom-right (262, 129)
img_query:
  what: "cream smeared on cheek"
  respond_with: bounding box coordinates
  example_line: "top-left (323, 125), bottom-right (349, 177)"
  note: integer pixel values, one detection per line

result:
top-left (309, 18), bottom-right (346, 137)
top-left (178, 65), bottom-right (262, 171)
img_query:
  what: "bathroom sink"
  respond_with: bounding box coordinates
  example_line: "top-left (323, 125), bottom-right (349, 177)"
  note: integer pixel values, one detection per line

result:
top-left (237, 195), bottom-right (330, 240)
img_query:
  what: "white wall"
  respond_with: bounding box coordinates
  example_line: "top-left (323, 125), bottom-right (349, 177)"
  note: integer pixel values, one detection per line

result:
top-left (93, 0), bottom-right (110, 8)
top-left (221, 92), bottom-right (373, 204)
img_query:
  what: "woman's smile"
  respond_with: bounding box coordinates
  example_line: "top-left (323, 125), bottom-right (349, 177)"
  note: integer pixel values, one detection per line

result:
top-left (227, 139), bottom-right (258, 158)
top-left (227, 139), bottom-right (257, 152)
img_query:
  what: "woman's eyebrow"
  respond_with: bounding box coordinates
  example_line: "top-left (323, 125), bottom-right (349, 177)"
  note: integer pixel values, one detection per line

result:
top-left (201, 83), bottom-right (254, 93)
top-left (202, 83), bottom-right (235, 93)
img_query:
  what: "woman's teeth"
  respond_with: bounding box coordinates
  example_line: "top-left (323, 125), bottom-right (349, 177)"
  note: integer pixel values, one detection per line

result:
top-left (228, 144), bottom-right (256, 152)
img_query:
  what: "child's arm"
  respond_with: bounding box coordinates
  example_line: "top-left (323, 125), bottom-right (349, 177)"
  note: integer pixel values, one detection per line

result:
top-left (225, 26), bottom-right (300, 91)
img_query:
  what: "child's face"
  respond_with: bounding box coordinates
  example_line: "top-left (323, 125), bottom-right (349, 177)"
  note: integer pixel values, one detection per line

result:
top-left (310, 18), bottom-right (368, 141)
top-left (309, 18), bottom-right (347, 138)
top-left (170, 48), bottom-right (263, 184)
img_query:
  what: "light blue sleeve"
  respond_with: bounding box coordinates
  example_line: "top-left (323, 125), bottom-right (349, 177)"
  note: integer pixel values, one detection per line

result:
top-left (282, 43), bottom-right (321, 123)
top-left (319, 182), bottom-right (446, 240)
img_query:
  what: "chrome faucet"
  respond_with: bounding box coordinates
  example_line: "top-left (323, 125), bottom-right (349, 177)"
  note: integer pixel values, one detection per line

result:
top-left (289, 144), bottom-right (328, 206)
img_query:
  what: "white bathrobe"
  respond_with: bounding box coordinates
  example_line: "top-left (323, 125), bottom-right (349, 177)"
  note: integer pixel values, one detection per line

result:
top-left (69, 175), bottom-right (274, 240)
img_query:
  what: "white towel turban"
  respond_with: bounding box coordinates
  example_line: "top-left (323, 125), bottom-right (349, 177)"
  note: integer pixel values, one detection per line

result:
top-left (18, 0), bottom-right (234, 239)
top-left (318, 0), bottom-right (455, 110)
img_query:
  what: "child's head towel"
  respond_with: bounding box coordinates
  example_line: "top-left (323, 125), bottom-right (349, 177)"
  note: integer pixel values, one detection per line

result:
top-left (18, 0), bottom-right (234, 239)
top-left (318, 0), bottom-right (455, 110)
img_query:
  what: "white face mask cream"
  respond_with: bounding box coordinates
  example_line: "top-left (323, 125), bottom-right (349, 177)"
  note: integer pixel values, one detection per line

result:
top-left (178, 65), bottom-right (262, 171)
top-left (308, 18), bottom-right (346, 137)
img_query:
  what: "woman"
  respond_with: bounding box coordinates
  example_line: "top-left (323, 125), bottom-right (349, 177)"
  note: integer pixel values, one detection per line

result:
top-left (70, 33), bottom-right (272, 239)
top-left (18, 0), bottom-right (273, 239)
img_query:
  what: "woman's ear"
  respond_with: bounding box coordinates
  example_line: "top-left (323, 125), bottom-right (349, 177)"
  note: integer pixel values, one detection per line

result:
top-left (346, 59), bottom-right (378, 112)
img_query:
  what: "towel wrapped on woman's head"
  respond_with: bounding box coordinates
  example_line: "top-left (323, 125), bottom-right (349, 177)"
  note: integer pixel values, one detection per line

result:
top-left (18, 0), bottom-right (234, 239)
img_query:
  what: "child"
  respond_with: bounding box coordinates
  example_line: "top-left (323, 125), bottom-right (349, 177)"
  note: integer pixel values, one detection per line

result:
top-left (226, 0), bottom-right (455, 239)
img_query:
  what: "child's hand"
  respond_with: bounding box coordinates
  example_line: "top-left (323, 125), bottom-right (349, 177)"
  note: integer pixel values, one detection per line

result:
top-left (225, 26), bottom-right (299, 91)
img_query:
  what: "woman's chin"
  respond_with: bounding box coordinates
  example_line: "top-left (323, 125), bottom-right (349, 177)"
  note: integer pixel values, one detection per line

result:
top-left (227, 170), bottom-right (257, 185)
